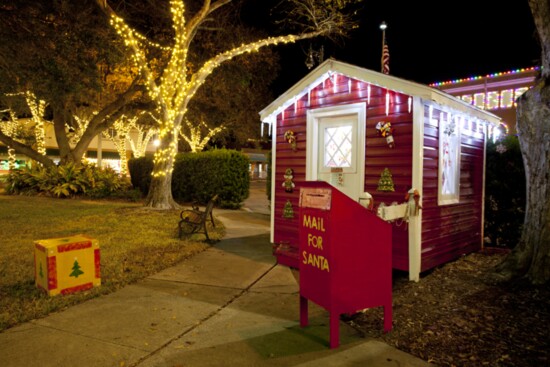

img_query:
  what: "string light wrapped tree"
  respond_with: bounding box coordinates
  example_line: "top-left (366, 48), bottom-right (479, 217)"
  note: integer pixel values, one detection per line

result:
top-left (1, 92), bottom-right (50, 167)
top-left (128, 124), bottom-right (158, 159)
top-left (102, 114), bottom-right (145, 176)
top-left (95, 0), bottom-right (361, 209)
top-left (0, 110), bottom-right (27, 170)
top-left (0, 2), bottom-right (146, 168)
top-left (6, 91), bottom-right (49, 157)
top-left (179, 119), bottom-right (225, 153)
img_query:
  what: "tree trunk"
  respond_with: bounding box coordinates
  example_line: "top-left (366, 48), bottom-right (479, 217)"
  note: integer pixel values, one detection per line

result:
top-left (144, 131), bottom-right (180, 210)
top-left (494, 0), bottom-right (550, 285)
top-left (51, 103), bottom-right (73, 163)
top-left (144, 168), bottom-right (179, 209)
top-left (494, 78), bottom-right (550, 285)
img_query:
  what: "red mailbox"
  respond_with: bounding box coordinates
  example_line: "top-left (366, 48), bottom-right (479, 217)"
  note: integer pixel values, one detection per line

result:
top-left (298, 181), bottom-right (392, 348)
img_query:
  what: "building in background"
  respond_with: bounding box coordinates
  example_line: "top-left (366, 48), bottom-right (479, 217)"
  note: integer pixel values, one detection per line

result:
top-left (242, 149), bottom-right (268, 180)
top-left (430, 66), bottom-right (539, 138)
top-left (0, 121), bottom-right (158, 174)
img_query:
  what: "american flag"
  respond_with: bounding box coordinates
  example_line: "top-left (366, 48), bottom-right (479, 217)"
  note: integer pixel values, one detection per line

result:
top-left (381, 40), bottom-right (390, 75)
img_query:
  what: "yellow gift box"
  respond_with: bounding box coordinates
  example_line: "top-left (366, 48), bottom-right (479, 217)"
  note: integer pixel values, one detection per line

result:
top-left (34, 234), bottom-right (101, 296)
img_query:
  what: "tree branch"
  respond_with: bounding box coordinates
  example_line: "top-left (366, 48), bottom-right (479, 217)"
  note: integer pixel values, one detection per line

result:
top-left (186, 0), bottom-right (231, 36)
top-left (72, 80), bottom-right (146, 158)
top-left (95, 0), bottom-right (161, 104)
top-left (0, 129), bottom-right (55, 168)
top-left (183, 30), bottom-right (322, 111)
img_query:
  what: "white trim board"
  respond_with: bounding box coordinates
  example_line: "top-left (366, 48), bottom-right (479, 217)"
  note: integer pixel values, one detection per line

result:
top-left (260, 59), bottom-right (501, 128)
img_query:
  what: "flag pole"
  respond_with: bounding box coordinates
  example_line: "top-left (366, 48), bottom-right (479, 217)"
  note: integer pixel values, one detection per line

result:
top-left (380, 21), bottom-right (387, 73)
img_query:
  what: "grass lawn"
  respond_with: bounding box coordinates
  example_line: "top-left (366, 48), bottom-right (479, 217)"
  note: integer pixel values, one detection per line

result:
top-left (0, 194), bottom-right (224, 332)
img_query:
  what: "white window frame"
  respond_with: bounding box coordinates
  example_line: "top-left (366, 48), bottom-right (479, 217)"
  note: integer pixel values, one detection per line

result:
top-left (438, 112), bottom-right (461, 205)
top-left (306, 102), bottom-right (366, 189)
top-left (318, 117), bottom-right (357, 173)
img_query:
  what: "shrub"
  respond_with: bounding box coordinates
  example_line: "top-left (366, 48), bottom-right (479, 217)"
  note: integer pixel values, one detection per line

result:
top-left (84, 166), bottom-right (131, 199)
top-left (127, 156), bottom-right (153, 195)
top-left (128, 150), bottom-right (250, 208)
top-left (6, 163), bottom-right (132, 199)
top-left (172, 149), bottom-right (250, 208)
top-left (484, 135), bottom-right (526, 248)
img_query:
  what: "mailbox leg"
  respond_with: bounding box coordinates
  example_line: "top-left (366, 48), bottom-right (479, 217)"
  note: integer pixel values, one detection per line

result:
top-left (383, 305), bottom-right (393, 332)
top-left (300, 295), bottom-right (309, 327)
top-left (329, 311), bottom-right (340, 349)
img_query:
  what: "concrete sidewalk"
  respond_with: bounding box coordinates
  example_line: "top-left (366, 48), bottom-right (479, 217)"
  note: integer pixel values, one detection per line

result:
top-left (0, 194), bottom-right (431, 366)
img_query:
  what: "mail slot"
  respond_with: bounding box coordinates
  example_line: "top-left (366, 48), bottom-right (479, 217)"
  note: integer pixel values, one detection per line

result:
top-left (298, 181), bottom-right (392, 348)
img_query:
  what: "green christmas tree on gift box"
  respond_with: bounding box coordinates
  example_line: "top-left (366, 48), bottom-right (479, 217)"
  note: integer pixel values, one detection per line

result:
top-left (377, 168), bottom-right (395, 192)
top-left (69, 259), bottom-right (84, 278)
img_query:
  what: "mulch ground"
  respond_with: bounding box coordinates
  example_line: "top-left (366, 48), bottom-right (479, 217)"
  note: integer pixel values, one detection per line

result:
top-left (346, 250), bottom-right (549, 367)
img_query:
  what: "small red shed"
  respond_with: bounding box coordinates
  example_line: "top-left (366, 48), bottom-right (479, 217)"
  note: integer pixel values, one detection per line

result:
top-left (260, 59), bottom-right (501, 281)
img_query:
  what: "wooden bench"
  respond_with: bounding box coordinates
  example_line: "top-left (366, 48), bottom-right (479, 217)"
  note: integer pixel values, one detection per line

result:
top-left (178, 195), bottom-right (218, 242)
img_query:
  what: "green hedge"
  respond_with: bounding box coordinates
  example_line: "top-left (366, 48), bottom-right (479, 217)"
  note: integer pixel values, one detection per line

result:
top-left (127, 157), bottom-right (153, 196)
top-left (129, 149), bottom-right (250, 209)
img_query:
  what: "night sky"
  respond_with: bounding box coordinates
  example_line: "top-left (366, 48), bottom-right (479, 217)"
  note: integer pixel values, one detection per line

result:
top-left (243, 0), bottom-right (540, 96)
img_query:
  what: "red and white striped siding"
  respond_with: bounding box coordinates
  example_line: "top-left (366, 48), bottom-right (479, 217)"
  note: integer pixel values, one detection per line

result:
top-left (264, 60), bottom-right (496, 280)
top-left (273, 73), bottom-right (414, 270)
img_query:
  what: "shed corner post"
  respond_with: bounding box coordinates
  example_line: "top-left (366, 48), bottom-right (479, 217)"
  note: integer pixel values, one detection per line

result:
top-left (264, 116), bottom-right (277, 244)
top-left (409, 98), bottom-right (425, 282)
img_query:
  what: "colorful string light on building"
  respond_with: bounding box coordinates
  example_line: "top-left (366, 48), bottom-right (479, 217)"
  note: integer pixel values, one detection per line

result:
top-left (429, 66), bottom-right (539, 87)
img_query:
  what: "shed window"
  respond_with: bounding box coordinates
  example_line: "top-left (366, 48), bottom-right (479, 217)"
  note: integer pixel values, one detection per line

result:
top-left (323, 125), bottom-right (353, 168)
top-left (438, 113), bottom-right (461, 205)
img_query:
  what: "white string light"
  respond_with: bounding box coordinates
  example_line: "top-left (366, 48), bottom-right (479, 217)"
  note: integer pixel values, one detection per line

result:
top-left (109, 0), bottom-right (307, 178)
top-left (367, 84), bottom-right (371, 104)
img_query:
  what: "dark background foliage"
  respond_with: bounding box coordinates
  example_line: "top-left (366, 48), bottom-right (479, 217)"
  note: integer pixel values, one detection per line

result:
top-left (484, 135), bottom-right (526, 248)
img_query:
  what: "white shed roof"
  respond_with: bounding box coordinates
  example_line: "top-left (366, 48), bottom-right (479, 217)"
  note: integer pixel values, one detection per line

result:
top-left (259, 59), bottom-right (501, 126)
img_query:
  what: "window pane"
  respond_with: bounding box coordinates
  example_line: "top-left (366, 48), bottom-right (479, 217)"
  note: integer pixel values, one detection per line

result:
top-left (461, 95), bottom-right (473, 105)
top-left (324, 125), bottom-right (352, 168)
top-left (486, 91), bottom-right (499, 110)
top-left (500, 89), bottom-right (514, 108)
top-left (473, 93), bottom-right (485, 109)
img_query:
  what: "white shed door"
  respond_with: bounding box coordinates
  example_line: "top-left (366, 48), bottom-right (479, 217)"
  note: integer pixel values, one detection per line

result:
top-left (306, 103), bottom-right (366, 202)
top-left (316, 115), bottom-right (362, 201)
